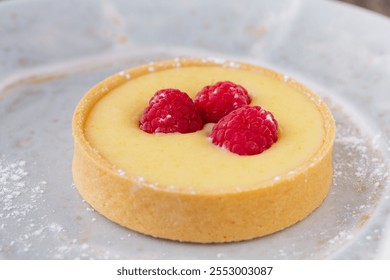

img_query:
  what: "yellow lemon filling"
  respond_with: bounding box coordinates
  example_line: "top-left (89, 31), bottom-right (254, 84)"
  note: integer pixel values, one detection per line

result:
top-left (85, 66), bottom-right (324, 194)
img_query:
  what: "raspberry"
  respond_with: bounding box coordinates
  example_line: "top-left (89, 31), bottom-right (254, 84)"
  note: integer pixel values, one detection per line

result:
top-left (194, 81), bottom-right (251, 123)
top-left (139, 88), bottom-right (203, 133)
top-left (210, 106), bottom-right (278, 156)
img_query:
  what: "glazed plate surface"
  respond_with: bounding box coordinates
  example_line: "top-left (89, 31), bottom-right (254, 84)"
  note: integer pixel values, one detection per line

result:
top-left (0, 0), bottom-right (389, 259)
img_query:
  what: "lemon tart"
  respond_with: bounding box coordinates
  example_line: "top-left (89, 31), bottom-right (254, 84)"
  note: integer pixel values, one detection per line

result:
top-left (72, 58), bottom-right (335, 243)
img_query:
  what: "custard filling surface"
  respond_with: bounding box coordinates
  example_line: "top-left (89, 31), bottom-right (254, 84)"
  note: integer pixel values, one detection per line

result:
top-left (85, 66), bottom-right (325, 193)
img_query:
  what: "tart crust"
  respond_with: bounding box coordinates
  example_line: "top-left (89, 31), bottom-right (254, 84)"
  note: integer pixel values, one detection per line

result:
top-left (72, 58), bottom-right (336, 243)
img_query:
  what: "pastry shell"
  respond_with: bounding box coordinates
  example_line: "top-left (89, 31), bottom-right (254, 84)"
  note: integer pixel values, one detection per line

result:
top-left (72, 58), bottom-right (336, 243)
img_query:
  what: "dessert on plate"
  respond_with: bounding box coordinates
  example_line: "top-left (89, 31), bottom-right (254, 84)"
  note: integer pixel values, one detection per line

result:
top-left (72, 58), bottom-right (335, 243)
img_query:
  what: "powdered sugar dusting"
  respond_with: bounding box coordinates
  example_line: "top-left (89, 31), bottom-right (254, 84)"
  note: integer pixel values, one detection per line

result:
top-left (274, 176), bottom-right (281, 182)
top-left (267, 95), bottom-right (389, 259)
top-left (0, 157), bottom-right (125, 259)
top-left (148, 62), bottom-right (155, 72)
top-left (206, 57), bottom-right (225, 64)
top-left (117, 169), bottom-right (126, 176)
top-left (118, 70), bottom-right (131, 80)
top-left (0, 158), bottom-right (51, 255)
top-left (173, 57), bottom-right (181, 68)
top-left (1, 159), bottom-right (40, 220)
top-left (306, 98), bottom-right (389, 258)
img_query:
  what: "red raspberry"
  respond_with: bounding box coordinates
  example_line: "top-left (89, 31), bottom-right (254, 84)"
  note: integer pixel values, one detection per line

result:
top-left (139, 88), bottom-right (203, 133)
top-left (210, 106), bottom-right (278, 156)
top-left (194, 81), bottom-right (251, 123)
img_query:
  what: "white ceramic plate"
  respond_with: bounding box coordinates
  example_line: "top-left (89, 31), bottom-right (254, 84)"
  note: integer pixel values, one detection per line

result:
top-left (0, 0), bottom-right (389, 259)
